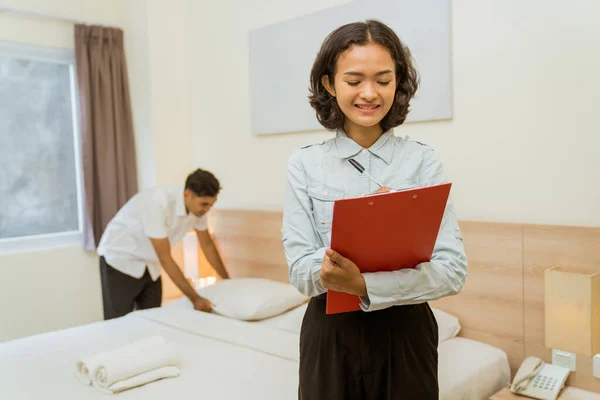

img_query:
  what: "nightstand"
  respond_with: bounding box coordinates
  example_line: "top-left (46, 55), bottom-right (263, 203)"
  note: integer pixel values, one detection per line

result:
top-left (490, 386), bottom-right (600, 400)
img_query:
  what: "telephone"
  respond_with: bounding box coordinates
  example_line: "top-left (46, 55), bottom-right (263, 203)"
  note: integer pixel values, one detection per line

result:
top-left (509, 356), bottom-right (570, 400)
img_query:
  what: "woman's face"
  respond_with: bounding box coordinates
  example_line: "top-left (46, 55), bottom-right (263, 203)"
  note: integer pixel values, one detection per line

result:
top-left (323, 43), bottom-right (397, 132)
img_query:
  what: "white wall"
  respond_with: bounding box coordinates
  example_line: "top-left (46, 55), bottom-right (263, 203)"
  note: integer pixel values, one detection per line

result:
top-left (123, 0), bottom-right (156, 190)
top-left (184, 0), bottom-right (600, 227)
top-left (0, 0), bottom-right (123, 47)
top-left (144, 0), bottom-right (196, 186)
top-left (2, 0), bottom-right (599, 341)
top-left (0, 0), bottom-right (145, 342)
top-left (0, 247), bottom-right (102, 341)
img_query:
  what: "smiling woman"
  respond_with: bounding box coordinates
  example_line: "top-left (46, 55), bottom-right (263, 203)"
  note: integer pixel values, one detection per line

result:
top-left (282, 19), bottom-right (467, 400)
top-left (308, 19), bottom-right (419, 144)
top-left (321, 44), bottom-right (398, 147)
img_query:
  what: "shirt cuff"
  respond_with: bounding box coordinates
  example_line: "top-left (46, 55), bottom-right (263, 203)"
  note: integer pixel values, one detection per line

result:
top-left (359, 272), bottom-right (398, 312)
top-left (311, 247), bottom-right (327, 296)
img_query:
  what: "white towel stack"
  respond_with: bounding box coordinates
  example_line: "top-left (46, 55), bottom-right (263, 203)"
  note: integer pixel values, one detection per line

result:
top-left (76, 336), bottom-right (180, 394)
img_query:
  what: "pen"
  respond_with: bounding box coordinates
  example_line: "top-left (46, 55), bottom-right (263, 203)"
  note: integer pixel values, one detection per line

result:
top-left (348, 159), bottom-right (384, 188)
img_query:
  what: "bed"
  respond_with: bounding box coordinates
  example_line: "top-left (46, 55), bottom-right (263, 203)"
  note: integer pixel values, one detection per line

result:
top-left (1, 209), bottom-right (518, 398)
top-left (1, 306), bottom-right (299, 399)
top-left (0, 294), bottom-right (509, 399)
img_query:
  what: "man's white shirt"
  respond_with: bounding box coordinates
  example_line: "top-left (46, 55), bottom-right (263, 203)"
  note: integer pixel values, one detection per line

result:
top-left (97, 186), bottom-right (208, 281)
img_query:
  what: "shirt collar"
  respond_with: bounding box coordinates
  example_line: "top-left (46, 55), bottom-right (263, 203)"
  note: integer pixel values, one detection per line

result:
top-left (334, 129), bottom-right (395, 164)
top-left (176, 193), bottom-right (188, 217)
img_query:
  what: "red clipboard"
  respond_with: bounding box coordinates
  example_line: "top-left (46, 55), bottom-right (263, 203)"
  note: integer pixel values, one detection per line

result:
top-left (326, 182), bottom-right (452, 314)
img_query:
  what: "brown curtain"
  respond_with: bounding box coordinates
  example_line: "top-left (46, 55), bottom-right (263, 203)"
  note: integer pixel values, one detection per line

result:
top-left (75, 25), bottom-right (138, 251)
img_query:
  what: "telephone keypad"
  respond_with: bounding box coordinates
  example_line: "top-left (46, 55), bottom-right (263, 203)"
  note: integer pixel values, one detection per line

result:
top-left (532, 375), bottom-right (558, 390)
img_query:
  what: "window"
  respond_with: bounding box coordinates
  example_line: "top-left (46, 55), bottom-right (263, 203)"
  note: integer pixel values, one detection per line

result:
top-left (0, 42), bottom-right (83, 252)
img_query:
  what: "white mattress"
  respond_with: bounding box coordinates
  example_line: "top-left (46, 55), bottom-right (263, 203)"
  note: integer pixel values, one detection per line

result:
top-left (0, 307), bottom-right (299, 400)
top-left (1, 304), bottom-right (510, 400)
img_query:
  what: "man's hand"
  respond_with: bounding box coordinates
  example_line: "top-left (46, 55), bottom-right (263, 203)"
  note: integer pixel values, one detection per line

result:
top-left (320, 249), bottom-right (367, 296)
top-left (192, 296), bottom-right (214, 312)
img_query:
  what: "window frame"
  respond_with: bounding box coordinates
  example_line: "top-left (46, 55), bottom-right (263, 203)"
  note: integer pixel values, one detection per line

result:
top-left (0, 42), bottom-right (85, 254)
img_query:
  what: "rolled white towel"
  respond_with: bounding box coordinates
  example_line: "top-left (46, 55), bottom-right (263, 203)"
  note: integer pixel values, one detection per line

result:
top-left (76, 336), bottom-right (166, 385)
top-left (92, 342), bottom-right (179, 389)
top-left (76, 336), bottom-right (180, 394)
top-left (100, 366), bottom-right (180, 394)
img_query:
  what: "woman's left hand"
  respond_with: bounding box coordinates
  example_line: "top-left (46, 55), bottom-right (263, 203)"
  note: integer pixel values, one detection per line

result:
top-left (320, 249), bottom-right (367, 296)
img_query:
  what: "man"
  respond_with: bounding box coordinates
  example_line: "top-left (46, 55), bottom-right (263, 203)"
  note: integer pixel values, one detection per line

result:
top-left (97, 168), bottom-right (229, 320)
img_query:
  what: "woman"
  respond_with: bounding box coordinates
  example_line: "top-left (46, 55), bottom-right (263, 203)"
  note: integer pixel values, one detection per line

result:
top-left (282, 19), bottom-right (468, 399)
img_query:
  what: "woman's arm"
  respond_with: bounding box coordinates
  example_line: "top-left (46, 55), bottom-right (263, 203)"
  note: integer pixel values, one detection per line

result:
top-left (360, 146), bottom-right (468, 311)
top-left (282, 152), bottom-right (328, 297)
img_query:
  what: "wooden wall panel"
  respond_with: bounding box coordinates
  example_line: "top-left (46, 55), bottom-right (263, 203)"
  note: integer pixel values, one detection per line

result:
top-left (167, 209), bottom-right (600, 390)
top-left (209, 209), bottom-right (289, 283)
top-left (523, 225), bottom-right (600, 391)
top-left (432, 221), bottom-right (525, 374)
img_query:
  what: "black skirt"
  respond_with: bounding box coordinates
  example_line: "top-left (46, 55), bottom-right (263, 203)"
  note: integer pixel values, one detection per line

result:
top-left (298, 294), bottom-right (439, 400)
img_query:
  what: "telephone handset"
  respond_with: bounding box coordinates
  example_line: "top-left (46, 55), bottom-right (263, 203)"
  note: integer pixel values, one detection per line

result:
top-left (510, 356), bottom-right (570, 400)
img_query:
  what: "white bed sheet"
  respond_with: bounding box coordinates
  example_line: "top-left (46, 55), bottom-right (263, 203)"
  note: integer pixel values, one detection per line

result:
top-left (1, 304), bottom-right (510, 400)
top-left (438, 337), bottom-right (511, 400)
top-left (0, 307), bottom-right (299, 400)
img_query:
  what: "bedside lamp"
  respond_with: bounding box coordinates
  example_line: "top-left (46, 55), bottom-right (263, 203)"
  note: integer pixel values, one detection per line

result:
top-left (182, 231), bottom-right (217, 290)
top-left (182, 232), bottom-right (200, 281)
top-left (544, 266), bottom-right (600, 372)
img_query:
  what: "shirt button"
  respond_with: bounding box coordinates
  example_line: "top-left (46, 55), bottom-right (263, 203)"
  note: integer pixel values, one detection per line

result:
top-left (361, 149), bottom-right (368, 155)
top-left (321, 191), bottom-right (328, 196)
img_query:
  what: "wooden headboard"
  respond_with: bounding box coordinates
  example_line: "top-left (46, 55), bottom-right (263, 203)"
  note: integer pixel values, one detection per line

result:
top-left (432, 222), bottom-right (600, 391)
top-left (169, 209), bottom-right (600, 392)
top-left (208, 209), bottom-right (289, 282)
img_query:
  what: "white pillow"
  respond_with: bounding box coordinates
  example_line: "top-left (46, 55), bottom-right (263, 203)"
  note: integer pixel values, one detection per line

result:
top-left (169, 287), bottom-right (460, 340)
top-left (170, 278), bottom-right (308, 321)
top-left (254, 305), bottom-right (461, 342)
top-left (432, 307), bottom-right (461, 342)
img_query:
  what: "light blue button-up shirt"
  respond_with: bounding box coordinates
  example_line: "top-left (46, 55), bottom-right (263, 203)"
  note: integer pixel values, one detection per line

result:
top-left (282, 130), bottom-right (467, 311)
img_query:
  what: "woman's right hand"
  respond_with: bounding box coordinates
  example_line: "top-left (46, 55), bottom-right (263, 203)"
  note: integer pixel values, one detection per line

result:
top-left (320, 249), bottom-right (367, 296)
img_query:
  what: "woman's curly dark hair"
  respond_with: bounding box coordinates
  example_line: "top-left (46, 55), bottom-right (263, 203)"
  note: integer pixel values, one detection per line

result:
top-left (308, 19), bottom-right (419, 132)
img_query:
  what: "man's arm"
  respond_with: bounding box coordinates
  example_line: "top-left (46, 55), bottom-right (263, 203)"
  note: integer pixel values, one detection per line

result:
top-left (195, 229), bottom-right (229, 279)
top-left (149, 237), bottom-right (213, 311)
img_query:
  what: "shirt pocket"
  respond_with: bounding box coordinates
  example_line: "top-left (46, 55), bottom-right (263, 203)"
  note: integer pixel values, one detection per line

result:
top-left (308, 185), bottom-right (345, 234)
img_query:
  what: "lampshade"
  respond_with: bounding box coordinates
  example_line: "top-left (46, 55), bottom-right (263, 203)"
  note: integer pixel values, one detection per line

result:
top-left (182, 232), bottom-right (200, 280)
top-left (544, 265), bottom-right (600, 357)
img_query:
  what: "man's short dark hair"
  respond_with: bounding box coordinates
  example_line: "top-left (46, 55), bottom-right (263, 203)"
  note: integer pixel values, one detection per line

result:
top-left (185, 169), bottom-right (221, 197)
